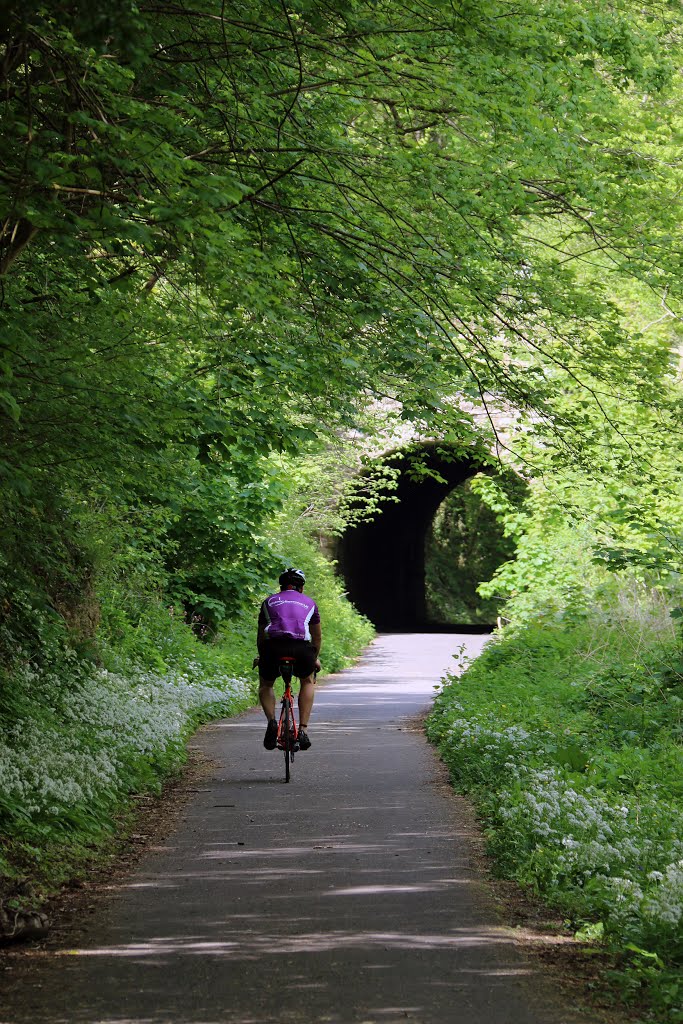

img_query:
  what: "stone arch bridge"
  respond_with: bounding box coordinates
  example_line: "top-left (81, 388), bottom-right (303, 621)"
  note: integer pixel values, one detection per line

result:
top-left (337, 441), bottom-right (498, 632)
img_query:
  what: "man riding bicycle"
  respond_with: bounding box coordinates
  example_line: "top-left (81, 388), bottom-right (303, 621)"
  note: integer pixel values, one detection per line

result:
top-left (257, 568), bottom-right (322, 752)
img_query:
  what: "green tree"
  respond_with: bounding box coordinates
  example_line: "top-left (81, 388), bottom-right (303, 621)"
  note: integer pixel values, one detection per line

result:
top-left (2, 0), bottom-right (682, 657)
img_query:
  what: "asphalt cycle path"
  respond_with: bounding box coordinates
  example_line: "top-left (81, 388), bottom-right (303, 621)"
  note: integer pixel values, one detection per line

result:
top-left (2, 634), bottom-right (596, 1024)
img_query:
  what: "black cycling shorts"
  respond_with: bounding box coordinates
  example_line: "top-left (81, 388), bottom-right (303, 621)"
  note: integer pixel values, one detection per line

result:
top-left (259, 637), bottom-right (317, 682)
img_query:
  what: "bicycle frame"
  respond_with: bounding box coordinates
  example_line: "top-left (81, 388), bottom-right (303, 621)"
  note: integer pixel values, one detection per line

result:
top-left (276, 657), bottom-right (298, 783)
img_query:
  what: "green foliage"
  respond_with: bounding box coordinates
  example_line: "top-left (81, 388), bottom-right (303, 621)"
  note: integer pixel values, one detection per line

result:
top-left (2, 1), bottom-right (681, 466)
top-left (474, 475), bottom-right (631, 629)
top-left (1, 0), bottom-right (682, 673)
top-left (428, 583), bottom-right (683, 1017)
top-left (425, 474), bottom-right (525, 624)
top-left (426, 359), bottom-right (683, 1018)
top-left (273, 444), bottom-right (402, 538)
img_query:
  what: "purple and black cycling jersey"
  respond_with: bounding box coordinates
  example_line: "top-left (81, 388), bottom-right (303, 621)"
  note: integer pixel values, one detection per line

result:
top-left (259, 591), bottom-right (320, 642)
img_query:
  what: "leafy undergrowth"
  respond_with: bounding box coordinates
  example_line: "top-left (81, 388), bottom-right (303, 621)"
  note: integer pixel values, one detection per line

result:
top-left (426, 618), bottom-right (683, 1023)
top-left (0, 653), bottom-right (254, 902)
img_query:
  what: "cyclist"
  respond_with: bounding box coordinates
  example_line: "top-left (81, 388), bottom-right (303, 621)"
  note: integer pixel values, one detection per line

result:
top-left (256, 568), bottom-right (321, 752)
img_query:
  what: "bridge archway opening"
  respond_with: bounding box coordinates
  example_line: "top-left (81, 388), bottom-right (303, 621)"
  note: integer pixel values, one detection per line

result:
top-left (337, 443), bottom-right (519, 631)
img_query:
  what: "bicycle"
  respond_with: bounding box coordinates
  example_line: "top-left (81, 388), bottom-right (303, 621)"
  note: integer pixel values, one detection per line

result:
top-left (276, 656), bottom-right (298, 783)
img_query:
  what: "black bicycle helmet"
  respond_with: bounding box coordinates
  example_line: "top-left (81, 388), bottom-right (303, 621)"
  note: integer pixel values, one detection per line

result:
top-left (279, 567), bottom-right (306, 589)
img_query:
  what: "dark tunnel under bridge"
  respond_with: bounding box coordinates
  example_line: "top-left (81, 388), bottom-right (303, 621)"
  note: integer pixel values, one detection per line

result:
top-left (337, 443), bottom-right (496, 632)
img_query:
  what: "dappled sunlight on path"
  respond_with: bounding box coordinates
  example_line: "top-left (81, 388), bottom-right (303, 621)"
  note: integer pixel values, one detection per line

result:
top-left (1, 635), bottom-right (594, 1024)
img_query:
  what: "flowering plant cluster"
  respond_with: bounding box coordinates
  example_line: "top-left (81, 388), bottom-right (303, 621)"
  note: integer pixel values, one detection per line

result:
top-left (427, 620), bottom-right (683, 1019)
top-left (0, 658), bottom-right (252, 859)
top-left (443, 717), bottom-right (682, 950)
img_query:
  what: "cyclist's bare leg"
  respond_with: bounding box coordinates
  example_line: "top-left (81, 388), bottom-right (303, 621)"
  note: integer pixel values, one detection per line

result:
top-left (259, 679), bottom-right (276, 720)
top-left (298, 675), bottom-right (315, 728)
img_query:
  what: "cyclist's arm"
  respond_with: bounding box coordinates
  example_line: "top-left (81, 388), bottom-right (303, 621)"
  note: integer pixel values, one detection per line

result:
top-left (256, 604), bottom-right (268, 654)
top-left (310, 621), bottom-right (321, 656)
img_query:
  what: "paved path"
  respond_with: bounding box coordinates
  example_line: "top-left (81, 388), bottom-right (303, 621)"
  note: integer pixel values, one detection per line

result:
top-left (2, 635), bottom-right (593, 1024)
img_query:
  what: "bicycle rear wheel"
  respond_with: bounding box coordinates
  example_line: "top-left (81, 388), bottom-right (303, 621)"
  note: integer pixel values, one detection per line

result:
top-left (283, 699), bottom-right (291, 783)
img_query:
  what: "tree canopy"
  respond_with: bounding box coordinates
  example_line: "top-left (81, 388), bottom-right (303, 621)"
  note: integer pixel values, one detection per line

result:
top-left (2, 0), bottom-right (683, 640)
